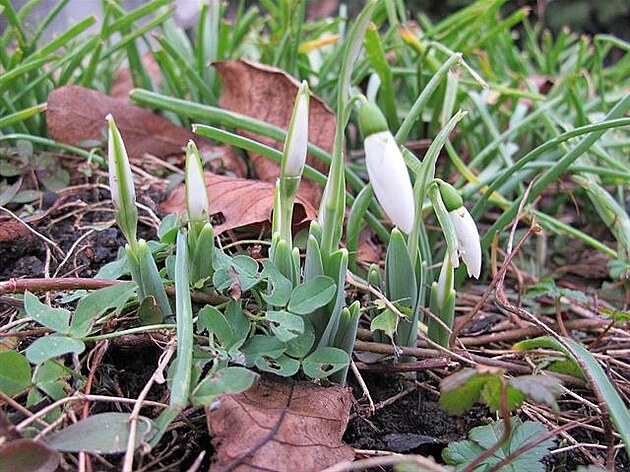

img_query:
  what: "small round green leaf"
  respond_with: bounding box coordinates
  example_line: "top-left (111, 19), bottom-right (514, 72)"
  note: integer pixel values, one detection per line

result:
top-left (302, 347), bottom-right (349, 379)
top-left (287, 275), bottom-right (336, 315)
top-left (191, 367), bottom-right (258, 406)
top-left (255, 355), bottom-right (300, 377)
top-left (266, 310), bottom-right (304, 342)
top-left (25, 336), bottom-right (85, 365)
top-left (46, 412), bottom-right (154, 454)
top-left (0, 351), bottom-right (31, 396)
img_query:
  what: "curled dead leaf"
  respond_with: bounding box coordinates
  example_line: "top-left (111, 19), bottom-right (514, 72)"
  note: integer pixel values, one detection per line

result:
top-left (206, 376), bottom-right (354, 472)
top-left (215, 59), bottom-right (336, 206)
top-left (159, 172), bottom-right (317, 235)
top-left (46, 85), bottom-right (195, 159)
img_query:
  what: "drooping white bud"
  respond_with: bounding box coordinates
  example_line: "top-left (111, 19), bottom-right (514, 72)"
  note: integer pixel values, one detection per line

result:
top-left (448, 206), bottom-right (481, 279)
top-left (364, 131), bottom-right (415, 234)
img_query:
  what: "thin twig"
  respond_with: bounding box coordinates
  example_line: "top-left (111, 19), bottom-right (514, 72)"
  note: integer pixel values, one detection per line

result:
top-left (350, 359), bottom-right (375, 415)
top-left (122, 341), bottom-right (176, 472)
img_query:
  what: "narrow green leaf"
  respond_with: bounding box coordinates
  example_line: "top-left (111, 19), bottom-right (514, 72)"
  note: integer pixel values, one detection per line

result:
top-left (514, 336), bottom-right (630, 456)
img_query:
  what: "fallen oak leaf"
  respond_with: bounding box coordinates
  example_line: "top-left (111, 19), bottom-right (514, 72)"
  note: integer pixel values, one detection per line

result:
top-left (159, 172), bottom-right (317, 235)
top-left (206, 376), bottom-right (354, 472)
top-left (46, 85), bottom-right (195, 159)
top-left (215, 59), bottom-right (336, 206)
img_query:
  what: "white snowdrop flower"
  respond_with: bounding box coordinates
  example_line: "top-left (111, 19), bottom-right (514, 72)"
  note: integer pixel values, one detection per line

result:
top-left (359, 102), bottom-right (415, 234)
top-left (448, 206), bottom-right (481, 279)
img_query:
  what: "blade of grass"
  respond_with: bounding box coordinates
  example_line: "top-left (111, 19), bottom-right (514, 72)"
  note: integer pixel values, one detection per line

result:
top-left (514, 336), bottom-right (630, 457)
top-left (0, 103), bottom-right (46, 130)
top-left (474, 115), bottom-right (630, 232)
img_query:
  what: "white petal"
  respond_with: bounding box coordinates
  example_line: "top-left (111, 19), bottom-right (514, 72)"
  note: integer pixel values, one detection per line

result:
top-left (365, 131), bottom-right (415, 234)
top-left (449, 207), bottom-right (482, 278)
top-left (185, 141), bottom-right (209, 222)
top-left (283, 85), bottom-right (309, 177)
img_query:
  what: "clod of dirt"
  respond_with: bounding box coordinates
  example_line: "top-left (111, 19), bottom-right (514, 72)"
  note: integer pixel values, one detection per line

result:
top-left (206, 376), bottom-right (354, 472)
top-left (160, 172), bottom-right (317, 235)
top-left (215, 59), bottom-right (336, 206)
top-left (46, 85), bottom-right (195, 159)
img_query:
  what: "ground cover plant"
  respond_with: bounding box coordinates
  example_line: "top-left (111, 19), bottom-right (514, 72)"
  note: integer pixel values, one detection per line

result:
top-left (0, 0), bottom-right (629, 471)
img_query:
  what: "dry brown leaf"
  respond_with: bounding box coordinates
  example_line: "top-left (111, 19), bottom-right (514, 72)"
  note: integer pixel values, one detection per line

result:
top-left (46, 85), bottom-right (194, 159)
top-left (206, 376), bottom-right (354, 472)
top-left (159, 172), bottom-right (317, 235)
top-left (0, 220), bottom-right (32, 244)
top-left (356, 227), bottom-right (382, 267)
top-left (215, 59), bottom-right (336, 206)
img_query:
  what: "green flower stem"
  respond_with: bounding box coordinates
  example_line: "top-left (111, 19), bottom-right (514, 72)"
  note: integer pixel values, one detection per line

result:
top-left (428, 182), bottom-right (459, 269)
top-left (406, 111), bottom-right (467, 266)
top-left (279, 175), bottom-right (300, 247)
top-left (84, 324), bottom-right (175, 342)
top-left (320, 1), bottom-right (377, 259)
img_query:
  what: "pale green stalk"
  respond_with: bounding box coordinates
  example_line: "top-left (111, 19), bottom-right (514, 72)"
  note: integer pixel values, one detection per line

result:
top-left (319, 0), bottom-right (378, 260)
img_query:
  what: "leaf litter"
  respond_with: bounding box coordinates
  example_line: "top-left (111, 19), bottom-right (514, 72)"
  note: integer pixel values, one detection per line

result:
top-left (206, 376), bottom-right (354, 472)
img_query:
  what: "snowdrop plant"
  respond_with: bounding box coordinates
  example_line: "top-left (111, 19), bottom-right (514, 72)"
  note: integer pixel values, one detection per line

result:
top-left (437, 180), bottom-right (482, 279)
top-left (271, 80), bottom-right (310, 285)
top-left (357, 101), bottom-right (421, 349)
top-left (184, 140), bottom-right (215, 286)
top-left (424, 180), bottom-right (482, 346)
top-left (106, 115), bottom-right (172, 319)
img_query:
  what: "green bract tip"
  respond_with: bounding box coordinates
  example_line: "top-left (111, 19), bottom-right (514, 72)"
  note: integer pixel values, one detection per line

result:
top-left (358, 101), bottom-right (389, 138)
top-left (438, 181), bottom-right (464, 211)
